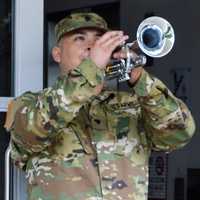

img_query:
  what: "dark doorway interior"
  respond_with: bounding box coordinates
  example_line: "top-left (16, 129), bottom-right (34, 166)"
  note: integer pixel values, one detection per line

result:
top-left (44, 2), bottom-right (120, 87)
top-left (187, 168), bottom-right (200, 200)
top-left (0, 0), bottom-right (13, 97)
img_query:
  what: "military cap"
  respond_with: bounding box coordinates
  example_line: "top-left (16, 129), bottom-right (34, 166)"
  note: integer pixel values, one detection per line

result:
top-left (55, 12), bottom-right (109, 42)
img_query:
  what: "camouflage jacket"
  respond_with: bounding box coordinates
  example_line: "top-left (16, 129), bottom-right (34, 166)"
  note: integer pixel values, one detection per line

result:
top-left (5, 59), bottom-right (195, 200)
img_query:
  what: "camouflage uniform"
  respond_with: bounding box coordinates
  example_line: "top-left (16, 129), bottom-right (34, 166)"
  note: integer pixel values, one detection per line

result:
top-left (5, 13), bottom-right (195, 200)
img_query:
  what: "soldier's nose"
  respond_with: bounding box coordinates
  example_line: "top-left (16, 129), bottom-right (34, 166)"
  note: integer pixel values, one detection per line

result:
top-left (87, 39), bottom-right (95, 51)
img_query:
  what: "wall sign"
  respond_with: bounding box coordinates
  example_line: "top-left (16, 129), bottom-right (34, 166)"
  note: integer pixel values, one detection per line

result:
top-left (148, 152), bottom-right (168, 200)
top-left (170, 68), bottom-right (191, 106)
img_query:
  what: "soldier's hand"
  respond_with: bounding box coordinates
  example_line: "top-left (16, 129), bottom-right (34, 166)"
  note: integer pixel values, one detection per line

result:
top-left (90, 31), bottom-right (129, 69)
top-left (112, 46), bottom-right (139, 60)
top-left (129, 67), bottom-right (144, 85)
top-left (112, 48), bottom-right (144, 85)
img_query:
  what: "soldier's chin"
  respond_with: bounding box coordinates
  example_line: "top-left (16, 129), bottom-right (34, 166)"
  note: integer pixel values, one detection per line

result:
top-left (82, 56), bottom-right (89, 61)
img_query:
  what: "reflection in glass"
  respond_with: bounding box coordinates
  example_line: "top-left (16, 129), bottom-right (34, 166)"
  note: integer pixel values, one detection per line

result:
top-left (0, 0), bottom-right (13, 96)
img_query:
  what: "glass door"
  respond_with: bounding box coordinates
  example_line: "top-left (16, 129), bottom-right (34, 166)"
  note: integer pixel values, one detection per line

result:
top-left (0, 0), bottom-right (44, 200)
top-left (0, 0), bottom-right (14, 199)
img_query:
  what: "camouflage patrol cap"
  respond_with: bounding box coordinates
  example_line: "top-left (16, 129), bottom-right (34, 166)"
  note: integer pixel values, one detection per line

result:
top-left (55, 12), bottom-right (109, 42)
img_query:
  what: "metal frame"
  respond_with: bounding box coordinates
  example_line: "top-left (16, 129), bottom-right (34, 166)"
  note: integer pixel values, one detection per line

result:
top-left (0, 98), bottom-right (13, 112)
top-left (5, 144), bottom-right (11, 200)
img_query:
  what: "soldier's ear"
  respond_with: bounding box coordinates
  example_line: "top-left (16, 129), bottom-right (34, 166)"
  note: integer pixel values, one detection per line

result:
top-left (52, 46), bottom-right (61, 63)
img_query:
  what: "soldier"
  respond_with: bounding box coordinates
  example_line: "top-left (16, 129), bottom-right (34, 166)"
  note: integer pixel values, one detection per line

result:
top-left (5, 12), bottom-right (195, 200)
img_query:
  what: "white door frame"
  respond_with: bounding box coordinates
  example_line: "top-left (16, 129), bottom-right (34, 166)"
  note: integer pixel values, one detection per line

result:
top-left (13, 1), bottom-right (44, 199)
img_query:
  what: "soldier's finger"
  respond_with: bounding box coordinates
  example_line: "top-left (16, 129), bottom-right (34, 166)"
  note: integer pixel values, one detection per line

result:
top-left (112, 51), bottom-right (127, 59)
top-left (103, 34), bottom-right (127, 48)
top-left (97, 31), bottom-right (123, 45)
top-left (107, 35), bottom-right (129, 52)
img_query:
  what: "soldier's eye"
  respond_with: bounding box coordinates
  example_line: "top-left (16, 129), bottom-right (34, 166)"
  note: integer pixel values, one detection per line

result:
top-left (95, 36), bottom-right (101, 41)
top-left (74, 35), bottom-right (85, 41)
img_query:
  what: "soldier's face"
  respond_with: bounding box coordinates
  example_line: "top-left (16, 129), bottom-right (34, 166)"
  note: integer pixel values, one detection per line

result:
top-left (52, 28), bottom-right (103, 74)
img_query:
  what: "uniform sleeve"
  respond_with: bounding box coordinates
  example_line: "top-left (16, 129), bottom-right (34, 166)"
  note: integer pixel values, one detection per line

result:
top-left (133, 69), bottom-right (195, 152)
top-left (4, 59), bottom-right (104, 168)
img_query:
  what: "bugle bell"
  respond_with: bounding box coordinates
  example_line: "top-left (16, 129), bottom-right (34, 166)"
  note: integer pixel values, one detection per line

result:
top-left (105, 16), bottom-right (175, 82)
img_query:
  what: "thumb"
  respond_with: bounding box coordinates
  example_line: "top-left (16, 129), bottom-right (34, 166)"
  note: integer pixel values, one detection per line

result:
top-left (112, 51), bottom-right (127, 59)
